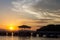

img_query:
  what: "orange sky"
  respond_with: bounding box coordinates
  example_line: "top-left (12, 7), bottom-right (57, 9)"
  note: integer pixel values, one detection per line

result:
top-left (0, 19), bottom-right (50, 31)
top-left (0, 0), bottom-right (60, 31)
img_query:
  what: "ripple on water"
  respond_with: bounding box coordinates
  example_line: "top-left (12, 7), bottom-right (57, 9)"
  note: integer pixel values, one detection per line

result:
top-left (0, 36), bottom-right (60, 40)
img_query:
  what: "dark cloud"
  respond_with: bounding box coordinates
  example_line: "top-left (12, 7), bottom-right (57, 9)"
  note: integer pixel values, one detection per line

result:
top-left (12, 0), bottom-right (60, 19)
top-left (33, 0), bottom-right (60, 12)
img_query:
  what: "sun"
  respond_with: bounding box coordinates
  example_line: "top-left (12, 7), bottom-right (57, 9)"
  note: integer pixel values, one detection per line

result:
top-left (8, 26), bottom-right (16, 31)
top-left (6, 24), bottom-right (19, 31)
top-left (9, 26), bottom-right (14, 30)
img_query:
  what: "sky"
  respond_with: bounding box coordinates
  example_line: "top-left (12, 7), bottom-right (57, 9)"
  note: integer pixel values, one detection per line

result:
top-left (0, 0), bottom-right (60, 30)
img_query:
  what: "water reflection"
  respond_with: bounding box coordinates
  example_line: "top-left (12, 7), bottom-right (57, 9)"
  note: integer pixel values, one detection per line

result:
top-left (19, 37), bottom-right (31, 40)
top-left (0, 36), bottom-right (60, 40)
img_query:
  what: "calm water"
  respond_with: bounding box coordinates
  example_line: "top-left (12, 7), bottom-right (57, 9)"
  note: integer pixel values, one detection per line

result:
top-left (0, 36), bottom-right (60, 40)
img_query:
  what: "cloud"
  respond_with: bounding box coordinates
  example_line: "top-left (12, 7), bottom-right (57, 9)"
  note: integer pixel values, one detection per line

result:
top-left (11, 0), bottom-right (60, 19)
top-left (34, 0), bottom-right (60, 11)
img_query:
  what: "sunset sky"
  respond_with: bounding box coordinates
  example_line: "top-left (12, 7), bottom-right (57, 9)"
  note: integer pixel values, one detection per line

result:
top-left (0, 0), bottom-right (60, 31)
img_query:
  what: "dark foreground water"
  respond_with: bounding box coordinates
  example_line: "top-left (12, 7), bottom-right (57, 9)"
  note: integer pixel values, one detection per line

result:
top-left (0, 36), bottom-right (60, 40)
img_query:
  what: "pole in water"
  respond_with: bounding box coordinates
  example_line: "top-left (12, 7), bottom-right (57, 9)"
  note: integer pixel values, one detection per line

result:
top-left (11, 32), bottom-right (13, 40)
top-left (6, 32), bottom-right (8, 40)
top-left (12, 32), bottom-right (13, 36)
top-left (6, 32), bottom-right (8, 36)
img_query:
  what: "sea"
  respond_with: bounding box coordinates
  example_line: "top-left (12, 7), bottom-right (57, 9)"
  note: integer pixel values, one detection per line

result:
top-left (0, 36), bottom-right (60, 40)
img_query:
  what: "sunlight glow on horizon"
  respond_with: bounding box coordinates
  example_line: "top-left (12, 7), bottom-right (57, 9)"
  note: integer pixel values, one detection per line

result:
top-left (6, 24), bottom-right (19, 31)
top-left (9, 26), bottom-right (15, 31)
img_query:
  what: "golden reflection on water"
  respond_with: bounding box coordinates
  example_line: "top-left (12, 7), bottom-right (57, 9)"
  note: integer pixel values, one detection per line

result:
top-left (0, 36), bottom-right (60, 40)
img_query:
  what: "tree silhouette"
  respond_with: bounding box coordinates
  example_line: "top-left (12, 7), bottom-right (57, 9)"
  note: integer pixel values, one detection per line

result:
top-left (37, 24), bottom-right (60, 31)
top-left (18, 25), bottom-right (31, 30)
